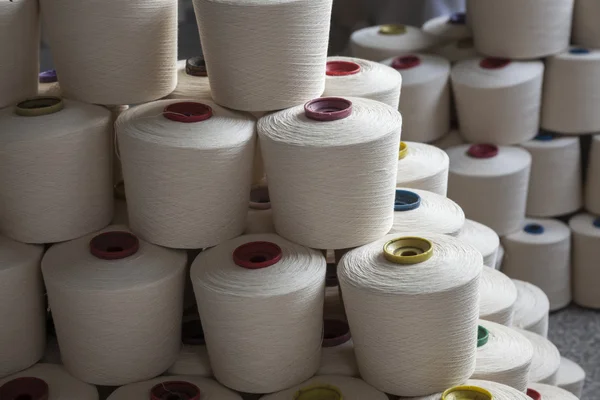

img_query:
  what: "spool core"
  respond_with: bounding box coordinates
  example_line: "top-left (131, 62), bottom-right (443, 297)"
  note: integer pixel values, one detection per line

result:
top-left (186, 56), bottom-right (208, 77)
top-left (294, 384), bottom-right (342, 400)
top-left (39, 69), bottom-right (58, 83)
top-left (448, 11), bottom-right (466, 25)
top-left (325, 263), bottom-right (338, 287)
top-left (383, 237), bottom-right (433, 264)
top-left (322, 319), bottom-right (351, 347)
top-left (305, 97), bottom-right (352, 121)
top-left (569, 48), bottom-right (590, 55)
top-left (534, 132), bottom-right (554, 141)
top-left (326, 61), bottom-right (361, 76)
top-left (379, 24), bottom-right (407, 35)
top-left (394, 189), bottom-right (421, 211)
top-left (90, 231), bottom-right (140, 260)
top-left (150, 381), bottom-right (201, 400)
top-left (526, 389), bottom-right (541, 400)
top-left (480, 58), bottom-right (511, 69)
top-left (182, 319), bottom-right (206, 346)
top-left (398, 141), bottom-right (408, 160)
top-left (233, 241), bottom-right (282, 269)
top-left (163, 102), bottom-right (213, 123)
top-left (391, 55), bottom-right (421, 70)
top-left (15, 97), bottom-right (64, 117)
top-left (249, 185), bottom-right (270, 210)
top-left (467, 144), bottom-right (498, 159)
top-left (593, 217), bottom-right (600, 228)
top-left (524, 223), bottom-right (545, 235)
top-left (477, 325), bottom-right (489, 347)
top-left (0, 377), bottom-right (49, 400)
top-left (114, 180), bottom-right (126, 200)
top-left (442, 386), bottom-right (493, 400)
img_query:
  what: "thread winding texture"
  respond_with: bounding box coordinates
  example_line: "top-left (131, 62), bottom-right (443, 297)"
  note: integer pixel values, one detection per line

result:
top-left (170, 59), bottom-right (213, 101)
top-left (479, 268), bottom-right (517, 326)
top-left (261, 375), bottom-right (388, 400)
top-left (586, 135), bottom-right (600, 214)
top-left (511, 280), bottom-right (550, 338)
top-left (572, 0), bottom-right (600, 48)
top-left (396, 141), bottom-right (449, 196)
top-left (556, 357), bottom-right (586, 398)
top-left (515, 328), bottom-right (561, 385)
top-left (456, 219), bottom-right (500, 268)
top-left (569, 213), bottom-right (600, 309)
top-left (351, 25), bottom-right (439, 61)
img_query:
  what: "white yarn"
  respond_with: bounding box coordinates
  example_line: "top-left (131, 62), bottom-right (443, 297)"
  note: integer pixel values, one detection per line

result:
top-left (323, 56), bottom-right (402, 109)
top-left (456, 219), bottom-right (500, 268)
top-left (541, 48), bottom-right (600, 134)
top-left (260, 376), bottom-right (387, 400)
top-left (117, 99), bottom-right (255, 249)
top-left (317, 320), bottom-right (359, 377)
top-left (258, 97), bottom-right (401, 250)
top-left (40, 0), bottom-right (177, 105)
top-left (466, 0), bottom-right (574, 59)
top-left (557, 356), bottom-right (586, 398)
top-left (422, 13), bottom-right (471, 41)
top-left (572, 0), bottom-right (600, 48)
top-left (351, 25), bottom-right (439, 61)
top-left (396, 141), bottom-right (449, 196)
top-left (528, 383), bottom-right (579, 400)
top-left (390, 188), bottom-right (465, 236)
top-left (42, 225), bottom-right (187, 386)
top-left (0, 99), bottom-right (113, 244)
top-left (479, 268), bottom-right (517, 326)
top-left (0, 0), bottom-right (39, 109)
top-left (193, 0), bottom-right (332, 112)
top-left (473, 320), bottom-right (533, 392)
top-left (502, 218), bottom-right (572, 311)
top-left (107, 375), bottom-right (241, 400)
top-left (451, 58), bottom-right (544, 145)
top-left (0, 235), bottom-right (45, 377)
top-left (515, 328), bottom-right (561, 385)
top-left (495, 245), bottom-right (504, 270)
top-left (0, 364), bottom-right (98, 400)
top-left (511, 280), bottom-right (550, 339)
top-left (431, 38), bottom-right (479, 64)
top-left (245, 185), bottom-right (275, 235)
top-left (338, 232), bottom-right (482, 396)
top-left (170, 59), bottom-right (213, 101)
top-left (586, 135), bottom-right (600, 215)
top-left (569, 212), bottom-right (600, 309)
top-left (166, 319), bottom-right (212, 377)
top-left (191, 233), bottom-right (326, 393)
top-left (398, 379), bottom-right (532, 400)
top-left (446, 145), bottom-right (531, 236)
top-left (382, 53), bottom-right (450, 143)
top-left (431, 129), bottom-right (465, 150)
top-left (520, 135), bottom-right (582, 217)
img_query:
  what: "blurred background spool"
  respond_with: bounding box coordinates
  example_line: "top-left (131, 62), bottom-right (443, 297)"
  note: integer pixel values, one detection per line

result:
top-left (466, 0), bottom-right (574, 59)
top-left (496, 245), bottom-right (504, 270)
top-left (472, 321), bottom-right (533, 391)
top-left (520, 133), bottom-right (582, 217)
top-left (192, 0), bottom-right (332, 112)
top-left (479, 268), bottom-right (517, 326)
top-left (390, 189), bottom-right (464, 236)
top-left (38, 70), bottom-right (61, 97)
top-left (516, 328), bottom-right (561, 385)
top-left (169, 57), bottom-right (212, 100)
top-left (456, 219), bottom-right (500, 268)
top-left (112, 181), bottom-right (129, 226)
top-left (502, 219), bottom-right (571, 311)
top-left (0, 0), bottom-right (39, 109)
top-left (541, 48), bottom-right (600, 134)
top-left (323, 57), bottom-right (402, 109)
top-left (586, 135), bottom-right (600, 214)
top-left (166, 318), bottom-right (212, 377)
top-left (317, 319), bottom-right (359, 377)
top-left (569, 213), bottom-right (600, 309)
top-left (511, 280), bottom-right (550, 338)
top-left (324, 263), bottom-right (346, 321)
top-left (191, 234), bottom-right (326, 393)
top-left (451, 58), bottom-right (544, 145)
top-left (0, 364), bottom-right (98, 400)
top-left (107, 376), bottom-right (241, 400)
top-left (338, 233), bottom-right (482, 396)
top-left (556, 356), bottom-right (586, 398)
top-left (0, 236), bottom-right (45, 377)
top-left (396, 141), bottom-right (449, 196)
top-left (447, 144), bottom-right (531, 236)
top-left (431, 129), bottom-right (465, 150)
top-left (350, 25), bottom-right (439, 61)
top-left (40, 0), bottom-right (177, 105)
top-left (258, 97), bottom-right (401, 250)
top-left (382, 54), bottom-right (450, 143)
top-left (432, 38), bottom-right (479, 64)
top-left (42, 227), bottom-right (187, 385)
top-left (0, 98), bottom-right (113, 244)
top-left (261, 376), bottom-right (388, 400)
top-left (245, 185), bottom-right (275, 234)
top-left (528, 383), bottom-right (579, 400)
top-left (117, 99), bottom-right (255, 249)
top-left (398, 380), bottom-right (532, 400)
top-left (422, 12), bottom-right (471, 42)
top-left (572, 0), bottom-right (600, 48)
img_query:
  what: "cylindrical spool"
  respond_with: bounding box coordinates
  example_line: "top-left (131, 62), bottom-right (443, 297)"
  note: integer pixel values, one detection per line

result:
top-left (573, 0), bottom-right (600, 48)
top-left (42, 227), bottom-right (187, 386)
top-left (382, 53), bottom-right (450, 143)
top-left (106, 376), bottom-right (242, 400)
top-left (258, 96), bottom-right (401, 250)
top-left (169, 58), bottom-right (212, 100)
top-left (569, 213), bottom-right (600, 309)
top-left (529, 383), bottom-right (579, 400)
top-left (117, 99), bottom-right (255, 249)
top-left (0, 98), bottom-right (113, 244)
top-left (446, 144), bottom-right (531, 236)
top-left (390, 188), bottom-right (465, 236)
top-left (190, 233), bottom-right (326, 393)
top-left (472, 320), bottom-right (534, 391)
top-left (502, 219), bottom-right (572, 311)
top-left (586, 135), bottom-right (600, 214)
top-left (456, 219), bottom-right (500, 268)
top-left (431, 129), bottom-right (466, 150)
top-left (515, 328), bottom-right (561, 385)
top-left (478, 267), bottom-right (517, 326)
top-left (323, 56), bottom-right (402, 109)
top-left (396, 141), bottom-right (449, 196)
top-left (556, 357), bottom-right (586, 398)
top-left (520, 135), bottom-right (582, 217)
top-left (467, 0), bottom-right (574, 59)
top-left (245, 185), bottom-right (275, 234)
top-left (0, 0), bottom-right (39, 108)
top-left (451, 58), bottom-right (544, 145)
top-left (511, 280), bottom-right (550, 338)
top-left (422, 12), bottom-right (471, 41)
top-left (317, 319), bottom-right (359, 377)
top-left (350, 25), bottom-right (439, 61)
top-left (40, 0), bottom-right (177, 105)
top-left (338, 232), bottom-right (482, 396)
top-left (261, 376), bottom-right (388, 400)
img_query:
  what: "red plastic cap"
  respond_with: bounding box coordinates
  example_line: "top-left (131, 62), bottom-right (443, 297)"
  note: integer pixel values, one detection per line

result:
top-left (150, 381), bottom-right (201, 400)
top-left (0, 377), bottom-right (49, 400)
top-left (304, 97), bottom-right (352, 122)
top-left (249, 186), bottom-right (271, 210)
top-left (480, 58), bottom-right (511, 69)
top-left (163, 102), bottom-right (213, 123)
top-left (467, 144), bottom-right (499, 159)
top-left (391, 55), bottom-right (421, 70)
top-left (89, 231), bottom-right (140, 260)
top-left (322, 319), bottom-right (351, 347)
top-left (233, 241), bottom-right (282, 269)
top-left (526, 389), bottom-right (542, 400)
top-left (326, 61), bottom-right (361, 76)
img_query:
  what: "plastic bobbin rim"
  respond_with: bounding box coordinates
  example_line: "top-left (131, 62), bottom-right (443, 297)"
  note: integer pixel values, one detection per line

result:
top-left (186, 56), bottom-right (208, 77)
top-left (593, 217), bottom-right (600, 228)
top-left (383, 237), bottom-right (434, 265)
top-left (326, 60), bottom-right (361, 76)
top-left (391, 55), bottom-right (421, 70)
top-left (534, 132), bottom-right (554, 141)
top-left (89, 231), bottom-right (140, 260)
top-left (467, 144), bottom-right (499, 159)
top-left (526, 389), bottom-right (542, 400)
top-left (293, 384), bottom-right (343, 400)
top-left (448, 11), bottom-right (466, 24)
top-left (325, 263), bottom-right (338, 287)
top-left (249, 185), bottom-right (270, 210)
top-left (150, 381), bottom-right (201, 400)
top-left (233, 241), bottom-right (282, 269)
top-left (442, 385), bottom-right (493, 400)
top-left (477, 325), bottom-right (489, 347)
top-left (181, 319), bottom-right (206, 346)
top-left (322, 319), bottom-right (351, 347)
top-left (394, 189), bottom-right (421, 212)
top-left (39, 69), bottom-right (58, 83)
top-left (378, 24), bottom-right (407, 35)
top-left (114, 180), bottom-right (126, 200)
top-left (398, 141), bottom-right (408, 160)
top-left (0, 377), bottom-right (49, 400)
top-left (570, 47), bottom-right (590, 55)
top-left (456, 38), bottom-right (474, 49)
top-left (163, 102), bottom-right (213, 123)
top-left (524, 223), bottom-right (545, 235)
top-left (480, 57), bottom-right (511, 69)
top-left (304, 97), bottom-right (352, 121)
top-left (15, 96), bottom-right (64, 117)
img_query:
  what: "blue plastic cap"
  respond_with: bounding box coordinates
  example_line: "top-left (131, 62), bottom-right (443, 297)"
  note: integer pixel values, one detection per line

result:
top-left (534, 132), bottom-right (554, 141)
top-left (593, 217), bottom-right (600, 228)
top-left (394, 190), bottom-right (421, 211)
top-left (448, 11), bottom-right (466, 24)
top-left (570, 48), bottom-right (590, 55)
top-left (39, 70), bottom-right (58, 83)
top-left (524, 223), bottom-right (545, 235)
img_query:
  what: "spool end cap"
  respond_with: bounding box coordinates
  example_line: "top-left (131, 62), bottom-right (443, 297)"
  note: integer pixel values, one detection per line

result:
top-left (391, 55), bottom-right (421, 70)
top-left (163, 102), bottom-right (213, 123)
top-left (89, 231), bottom-right (140, 260)
top-left (39, 69), bottom-right (58, 83)
top-left (0, 377), bottom-right (49, 400)
top-left (448, 11), bottom-right (466, 25)
top-left (479, 58), bottom-right (511, 69)
top-left (379, 24), bottom-right (407, 35)
top-left (186, 56), bottom-right (208, 77)
top-left (394, 189), bottom-right (421, 211)
top-left (233, 241), bottom-right (282, 269)
top-left (304, 97), bottom-right (352, 121)
top-left (467, 144), bottom-right (498, 159)
top-left (524, 223), bottom-right (545, 235)
top-left (383, 237), bottom-right (433, 265)
top-left (150, 381), bottom-right (201, 400)
top-left (526, 389), bottom-right (542, 400)
top-left (326, 60), bottom-right (361, 76)
top-left (477, 325), bottom-right (489, 347)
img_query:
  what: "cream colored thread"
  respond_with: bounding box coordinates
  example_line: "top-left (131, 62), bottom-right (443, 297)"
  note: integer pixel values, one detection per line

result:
top-left (422, 14), bottom-right (471, 41)
top-left (586, 135), bottom-right (600, 214)
top-left (572, 0), bottom-right (600, 48)
top-left (511, 280), bottom-right (550, 338)
top-left (262, 376), bottom-right (388, 400)
top-left (556, 357), bottom-right (586, 398)
top-left (169, 59), bottom-right (213, 101)
top-left (431, 129), bottom-right (466, 150)
top-left (456, 219), bottom-right (500, 268)
top-left (569, 213), bottom-right (600, 309)
top-left (431, 39), bottom-right (479, 64)
top-left (515, 328), bottom-right (561, 385)
top-left (351, 25), bottom-right (439, 61)
top-left (479, 268), bottom-right (517, 326)
top-left (396, 141), bottom-right (449, 196)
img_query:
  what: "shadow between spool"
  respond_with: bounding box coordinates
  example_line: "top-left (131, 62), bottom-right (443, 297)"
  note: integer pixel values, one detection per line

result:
top-left (441, 385), bottom-right (493, 400)
top-left (293, 384), bottom-right (342, 400)
top-left (0, 377), bottom-right (49, 400)
top-left (233, 241), bottom-right (282, 269)
top-left (325, 263), bottom-right (338, 287)
top-left (182, 319), bottom-right (205, 346)
top-left (186, 56), bottom-right (208, 77)
top-left (326, 60), bottom-right (361, 76)
top-left (89, 231), bottom-right (140, 260)
top-left (150, 381), bottom-right (201, 400)
top-left (249, 185), bottom-right (270, 210)
top-left (322, 319), bottom-right (351, 347)
top-left (163, 102), bottom-right (212, 123)
top-left (394, 189), bottom-right (421, 212)
top-left (526, 389), bottom-right (542, 400)
top-left (15, 96), bottom-right (64, 117)
top-left (305, 97), bottom-right (352, 121)
top-left (479, 57), bottom-right (511, 69)
top-left (383, 237), bottom-right (433, 265)
top-left (114, 180), bottom-right (126, 200)
top-left (391, 55), bottom-right (421, 70)
top-left (378, 24), bottom-right (407, 35)
top-left (39, 69), bottom-right (58, 84)
top-left (448, 11), bottom-right (466, 25)
top-left (467, 144), bottom-right (498, 159)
